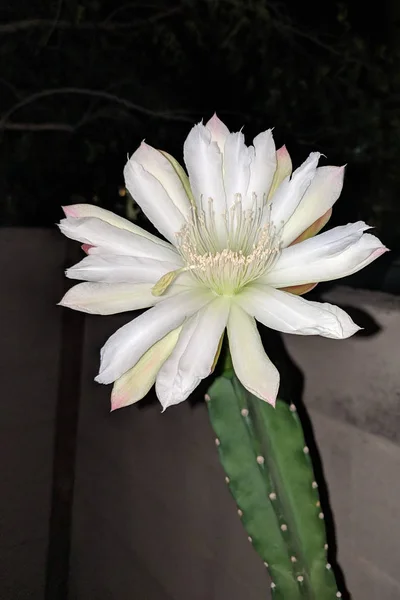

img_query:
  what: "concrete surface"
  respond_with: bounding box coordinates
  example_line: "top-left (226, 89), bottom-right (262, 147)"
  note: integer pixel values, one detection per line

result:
top-left (0, 229), bottom-right (65, 599)
top-left (1, 229), bottom-right (400, 600)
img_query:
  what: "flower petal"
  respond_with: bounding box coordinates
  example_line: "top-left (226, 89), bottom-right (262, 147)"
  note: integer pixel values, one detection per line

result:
top-left (95, 289), bottom-right (213, 384)
top-left (62, 203), bottom-right (167, 245)
top-left (59, 216), bottom-right (180, 262)
top-left (124, 158), bottom-right (186, 245)
top-left (205, 113), bottom-right (230, 152)
top-left (290, 208), bottom-right (332, 245)
top-left (155, 296), bottom-right (230, 409)
top-left (223, 132), bottom-right (253, 207)
top-left (247, 129), bottom-right (276, 209)
top-left (132, 142), bottom-right (191, 216)
top-left (263, 223), bottom-right (386, 287)
top-left (268, 145), bottom-right (293, 200)
top-left (270, 152), bottom-right (320, 228)
top-left (227, 303), bottom-right (279, 406)
top-left (59, 282), bottom-right (189, 315)
top-left (65, 255), bottom-right (185, 284)
top-left (281, 283), bottom-right (318, 296)
top-left (159, 151), bottom-right (196, 206)
top-left (281, 165), bottom-right (345, 246)
top-left (183, 122), bottom-right (226, 223)
top-left (111, 327), bottom-right (182, 410)
top-left (237, 285), bottom-right (360, 339)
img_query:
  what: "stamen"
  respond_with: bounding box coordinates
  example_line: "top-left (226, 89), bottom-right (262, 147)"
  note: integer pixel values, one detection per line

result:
top-left (175, 194), bottom-right (281, 296)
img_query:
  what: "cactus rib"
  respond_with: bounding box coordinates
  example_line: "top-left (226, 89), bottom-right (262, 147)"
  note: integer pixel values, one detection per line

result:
top-left (207, 371), bottom-right (340, 600)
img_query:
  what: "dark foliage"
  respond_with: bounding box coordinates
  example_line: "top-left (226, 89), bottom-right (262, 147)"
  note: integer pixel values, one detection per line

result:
top-left (1, 0), bottom-right (399, 249)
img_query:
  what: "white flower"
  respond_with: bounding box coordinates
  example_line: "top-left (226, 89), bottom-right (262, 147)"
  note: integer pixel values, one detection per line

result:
top-left (58, 115), bottom-right (387, 410)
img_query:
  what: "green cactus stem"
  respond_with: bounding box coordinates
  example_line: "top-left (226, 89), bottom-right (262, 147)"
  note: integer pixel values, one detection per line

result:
top-left (206, 364), bottom-right (342, 600)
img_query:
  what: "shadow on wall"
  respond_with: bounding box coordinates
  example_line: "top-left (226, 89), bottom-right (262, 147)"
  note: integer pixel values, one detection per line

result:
top-left (256, 299), bottom-right (382, 600)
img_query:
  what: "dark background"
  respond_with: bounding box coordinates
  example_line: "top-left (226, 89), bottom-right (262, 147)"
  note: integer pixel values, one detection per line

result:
top-left (1, 0), bottom-right (400, 270)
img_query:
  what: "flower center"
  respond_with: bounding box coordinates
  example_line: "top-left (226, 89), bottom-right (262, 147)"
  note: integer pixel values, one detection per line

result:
top-left (175, 195), bottom-right (281, 295)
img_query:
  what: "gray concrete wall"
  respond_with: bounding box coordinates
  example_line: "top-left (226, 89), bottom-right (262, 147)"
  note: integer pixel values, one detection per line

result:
top-left (0, 229), bottom-right (65, 599)
top-left (1, 230), bottom-right (399, 600)
top-left (285, 287), bottom-right (400, 600)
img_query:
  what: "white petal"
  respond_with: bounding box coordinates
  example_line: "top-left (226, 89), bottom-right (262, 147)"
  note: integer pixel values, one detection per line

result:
top-left (59, 282), bottom-right (189, 315)
top-left (237, 285), bottom-right (360, 339)
top-left (247, 129), bottom-right (276, 210)
top-left (62, 203), bottom-right (169, 246)
top-left (156, 297), bottom-right (230, 409)
top-left (263, 225), bottom-right (387, 288)
top-left (268, 145), bottom-right (293, 200)
top-left (59, 216), bottom-right (180, 262)
top-left (132, 142), bottom-right (191, 216)
top-left (124, 158), bottom-right (186, 245)
top-left (270, 152), bottom-right (320, 228)
top-left (183, 123), bottom-right (226, 238)
top-left (95, 289), bottom-right (213, 384)
top-left (111, 327), bottom-right (182, 410)
top-left (65, 255), bottom-right (184, 284)
top-left (205, 114), bottom-right (230, 152)
top-left (281, 165), bottom-right (345, 246)
top-left (223, 132), bottom-right (253, 207)
top-left (227, 303), bottom-right (279, 406)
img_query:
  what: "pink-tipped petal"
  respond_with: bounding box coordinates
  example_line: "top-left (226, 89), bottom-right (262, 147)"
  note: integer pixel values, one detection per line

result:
top-left (268, 145), bottom-right (293, 199)
top-left (124, 159), bottom-right (186, 246)
top-left (281, 165), bottom-right (345, 247)
top-left (62, 205), bottom-right (79, 217)
top-left (237, 285), bottom-right (361, 340)
top-left (132, 142), bottom-right (191, 216)
top-left (262, 223), bottom-right (387, 288)
top-left (270, 152), bottom-right (321, 228)
top-left (59, 216), bottom-right (180, 262)
top-left (95, 289), bottom-right (213, 385)
top-left (290, 208), bottom-right (332, 245)
top-left (111, 327), bottom-right (181, 410)
top-left (281, 283), bottom-right (318, 296)
top-left (205, 113), bottom-right (230, 151)
top-left (61, 203), bottom-right (164, 245)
